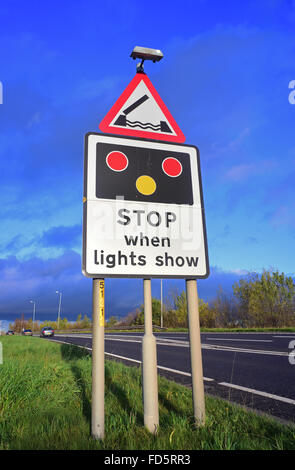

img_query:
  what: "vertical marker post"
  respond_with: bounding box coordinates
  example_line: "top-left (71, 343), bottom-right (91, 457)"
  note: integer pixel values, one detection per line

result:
top-left (142, 278), bottom-right (159, 434)
top-left (91, 278), bottom-right (105, 439)
top-left (160, 279), bottom-right (163, 329)
top-left (186, 279), bottom-right (205, 426)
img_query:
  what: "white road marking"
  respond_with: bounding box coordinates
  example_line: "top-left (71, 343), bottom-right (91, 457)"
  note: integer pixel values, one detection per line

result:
top-left (106, 334), bottom-right (142, 340)
top-left (55, 334), bottom-right (92, 339)
top-left (106, 337), bottom-right (142, 344)
top-left (219, 382), bottom-right (295, 405)
top-left (202, 344), bottom-right (288, 356)
top-left (106, 335), bottom-right (189, 348)
top-left (206, 338), bottom-right (272, 342)
top-left (49, 338), bottom-right (92, 351)
top-left (105, 351), bottom-right (141, 365)
top-left (105, 351), bottom-right (214, 381)
top-left (273, 336), bottom-right (295, 339)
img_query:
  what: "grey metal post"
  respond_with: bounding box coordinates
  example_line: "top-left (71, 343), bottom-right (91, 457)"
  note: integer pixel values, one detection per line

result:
top-left (33, 302), bottom-right (36, 333)
top-left (142, 279), bottom-right (159, 434)
top-left (56, 291), bottom-right (62, 330)
top-left (91, 278), bottom-right (105, 439)
top-left (160, 279), bottom-right (163, 329)
top-left (186, 279), bottom-right (205, 426)
top-left (30, 300), bottom-right (36, 334)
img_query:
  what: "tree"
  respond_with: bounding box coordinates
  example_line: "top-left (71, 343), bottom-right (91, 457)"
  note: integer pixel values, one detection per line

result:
top-left (164, 286), bottom-right (180, 312)
top-left (133, 298), bottom-right (163, 326)
top-left (150, 297), bottom-right (162, 326)
top-left (75, 314), bottom-right (82, 329)
top-left (81, 314), bottom-right (91, 329)
top-left (174, 291), bottom-right (188, 327)
top-left (212, 287), bottom-right (238, 328)
top-left (133, 308), bottom-right (144, 325)
top-left (107, 316), bottom-right (119, 327)
top-left (165, 290), bottom-right (213, 328)
top-left (58, 317), bottom-right (69, 330)
top-left (233, 269), bottom-right (295, 327)
top-left (163, 309), bottom-right (180, 328)
top-left (121, 309), bottom-right (140, 326)
top-left (199, 299), bottom-right (216, 328)
top-left (232, 273), bottom-right (258, 326)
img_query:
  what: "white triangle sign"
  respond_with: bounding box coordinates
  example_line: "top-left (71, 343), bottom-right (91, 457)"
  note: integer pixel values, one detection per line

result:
top-left (99, 73), bottom-right (185, 143)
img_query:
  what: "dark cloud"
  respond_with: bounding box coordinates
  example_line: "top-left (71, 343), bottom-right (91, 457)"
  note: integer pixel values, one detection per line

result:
top-left (0, 251), bottom-right (89, 319)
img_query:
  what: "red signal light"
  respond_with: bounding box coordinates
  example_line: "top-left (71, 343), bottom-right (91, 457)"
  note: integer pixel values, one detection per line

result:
top-left (106, 151), bottom-right (129, 172)
top-left (162, 157), bottom-right (182, 177)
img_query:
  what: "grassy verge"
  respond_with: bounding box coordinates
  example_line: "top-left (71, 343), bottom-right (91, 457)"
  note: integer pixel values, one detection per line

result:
top-left (0, 336), bottom-right (294, 450)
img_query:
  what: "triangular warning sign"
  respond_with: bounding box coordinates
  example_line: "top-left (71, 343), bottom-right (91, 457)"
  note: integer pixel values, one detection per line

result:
top-left (99, 73), bottom-right (185, 143)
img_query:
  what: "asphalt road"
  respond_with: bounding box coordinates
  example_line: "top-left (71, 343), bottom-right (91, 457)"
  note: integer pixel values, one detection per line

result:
top-left (48, 332), bottom-right (295, 424)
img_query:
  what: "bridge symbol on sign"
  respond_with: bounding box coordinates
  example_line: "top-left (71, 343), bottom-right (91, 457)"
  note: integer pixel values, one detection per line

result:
top-left (114, 94), bottom-right (172, 134)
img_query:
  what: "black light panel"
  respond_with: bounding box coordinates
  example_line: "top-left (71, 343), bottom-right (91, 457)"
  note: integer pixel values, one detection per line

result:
top-left (95, 142), bottom-right (193, 205)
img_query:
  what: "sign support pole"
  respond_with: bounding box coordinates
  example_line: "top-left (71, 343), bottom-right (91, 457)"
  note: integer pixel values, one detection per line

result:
top-left (142, 278), bottom-right (159, 434)
top-left (186, 279), bottom-right (205, 426)
top-left (91, 278), bottom-right (105, 439)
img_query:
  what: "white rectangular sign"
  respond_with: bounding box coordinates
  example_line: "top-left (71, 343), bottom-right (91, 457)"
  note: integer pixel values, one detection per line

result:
top-left (82, 133), bottom-right (209, 278)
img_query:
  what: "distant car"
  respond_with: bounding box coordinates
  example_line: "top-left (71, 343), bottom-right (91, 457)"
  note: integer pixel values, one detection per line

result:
top-left (22, 329), bottom-right (33, 336)
top-left (40, 327), bottom-right (54, 338)
top-left (6, 330), bottom-right (14, 335)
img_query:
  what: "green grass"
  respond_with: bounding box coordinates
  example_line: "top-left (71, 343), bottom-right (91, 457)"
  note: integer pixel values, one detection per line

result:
top-left (0, 336), bottom-right (295, 450)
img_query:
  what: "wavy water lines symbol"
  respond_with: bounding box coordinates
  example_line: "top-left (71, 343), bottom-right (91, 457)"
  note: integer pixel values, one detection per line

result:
top-left (113, 94), bottom-right (172, 133)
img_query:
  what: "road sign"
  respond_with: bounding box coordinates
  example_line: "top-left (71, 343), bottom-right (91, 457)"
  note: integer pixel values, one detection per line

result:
top-left (99, 73), bottom-right (185, 143)
top-left (82, 133), bottom-right (209, 279)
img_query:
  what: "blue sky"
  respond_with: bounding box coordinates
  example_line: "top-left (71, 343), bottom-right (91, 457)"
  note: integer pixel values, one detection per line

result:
top-left (0, 0), bottom-right (294, 327)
